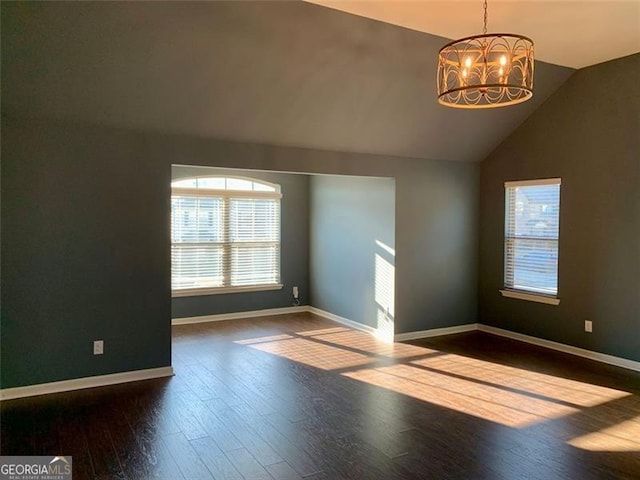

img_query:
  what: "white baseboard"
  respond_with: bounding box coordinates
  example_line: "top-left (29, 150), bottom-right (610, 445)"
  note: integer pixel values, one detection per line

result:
top-left (0, 366), bottom-right (175, 401)
top-left (172, 306), bottom-right (308, 325)
top-left (477, 324), bottom-right (640, 373)
top-left (8, 310), bottom-right (634, 401)
top-left (307, 307), bottom-right (394, 342)
top-left (394, 323), bottom-right (479, 342)
top-left (174, 307), bottom-right (639, 372)
top-left (174, 306), bottom-right (395, 342)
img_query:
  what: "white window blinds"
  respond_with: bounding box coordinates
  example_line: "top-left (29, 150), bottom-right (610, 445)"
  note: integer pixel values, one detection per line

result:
top-left (229, 198), bottom-right (280, 286)
top-left (171, 177), bottom-right (281, 294)
top-left (504, 178), bottom-right (561, 296)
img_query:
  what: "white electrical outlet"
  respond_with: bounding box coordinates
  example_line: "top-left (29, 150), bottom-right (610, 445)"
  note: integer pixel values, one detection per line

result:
top-left (293, 286), bottom-right (299, 299)
top-left (585, 320), bottom-right (593, 333)
top-left (94, 340), bottom-right (104, 355)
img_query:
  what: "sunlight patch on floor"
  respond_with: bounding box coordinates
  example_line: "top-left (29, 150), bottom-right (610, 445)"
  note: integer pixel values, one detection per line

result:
top-left (296, 326), bottom-right (351, 337)
top-left (240, 337), bottom-right (373, 370)
top-left (568, 416), bottom-right (640, 452)
top-left (235, 333), bottom-right (294, 345)
top-left (234, 324), bottom-right (634, 432)
top-left (411, 354), bottom-right (629, 408)
top-left (343, 364), bottom-right (580, 428)
top-left (300, 329), bottom-right (436, 358)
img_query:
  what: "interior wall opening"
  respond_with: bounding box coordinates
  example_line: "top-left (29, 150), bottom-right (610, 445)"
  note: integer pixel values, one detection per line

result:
top-left (170, 164), bottom-right (396, 341)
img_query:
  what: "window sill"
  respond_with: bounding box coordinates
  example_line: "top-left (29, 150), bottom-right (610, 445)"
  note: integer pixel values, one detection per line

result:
top-left (500, 289), bottom-right (560, 305)
top-left (172, 284), bottom-right (283, 298)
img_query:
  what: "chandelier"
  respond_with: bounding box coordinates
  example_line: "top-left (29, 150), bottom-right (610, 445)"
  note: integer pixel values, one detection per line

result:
top-left (437, 0), bottom-right (534, 108)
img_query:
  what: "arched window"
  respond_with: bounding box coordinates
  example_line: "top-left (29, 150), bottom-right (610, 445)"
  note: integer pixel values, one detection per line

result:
top-left (171, 176), bottom-right (282, 295)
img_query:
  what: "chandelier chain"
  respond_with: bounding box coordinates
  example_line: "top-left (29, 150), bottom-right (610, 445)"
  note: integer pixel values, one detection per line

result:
top-left (483, 0), bottom-right (488, 34)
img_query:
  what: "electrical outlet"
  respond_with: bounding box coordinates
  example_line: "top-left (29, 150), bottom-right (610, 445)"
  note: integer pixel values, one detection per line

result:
top-left (584, 320), bottom-right (593, 333)
top-left (94, 340), bottom-right (104, 355)
top-left (292, 286), bottom-right (299, 299)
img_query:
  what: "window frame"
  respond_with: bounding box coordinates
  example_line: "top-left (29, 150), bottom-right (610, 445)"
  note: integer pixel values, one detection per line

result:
top-left (171, 175), bottom-right (283, 297)
top-left (500, 177), bottom-right (561, 306)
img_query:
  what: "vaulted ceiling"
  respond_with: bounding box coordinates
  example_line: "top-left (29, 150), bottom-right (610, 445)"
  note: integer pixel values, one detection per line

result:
top-left (307, 1), bottom-right (640, 69)
top-left (1, 1), bottom-right (587, 162)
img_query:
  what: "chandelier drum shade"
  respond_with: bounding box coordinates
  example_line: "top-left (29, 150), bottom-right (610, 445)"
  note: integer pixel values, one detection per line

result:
top-left (437, 1), bottom-right (535, 108)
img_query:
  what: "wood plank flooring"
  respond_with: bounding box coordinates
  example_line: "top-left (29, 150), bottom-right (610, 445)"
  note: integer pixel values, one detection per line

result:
top-left (2, 312), bottom-right (639, 479)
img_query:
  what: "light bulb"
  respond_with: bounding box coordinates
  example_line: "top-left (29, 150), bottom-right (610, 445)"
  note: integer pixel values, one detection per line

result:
top-left (462, 68), bottom-right (468, 78)
top-left (464, 57), bottom-right (472, 68)
top-left (500, 55), bottom-right (507, 66)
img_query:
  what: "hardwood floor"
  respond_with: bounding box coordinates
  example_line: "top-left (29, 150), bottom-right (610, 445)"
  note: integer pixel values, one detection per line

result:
top-left (2, 312), bottom-right (639, 479)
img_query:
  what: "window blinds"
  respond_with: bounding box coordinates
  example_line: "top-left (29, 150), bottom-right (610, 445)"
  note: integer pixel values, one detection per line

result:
top-left (171, 186), bottom-right (280, 292)
top-left (229, 198), bottom-right (280, 286)
top-left (504, 178), bottom-right (561, 296)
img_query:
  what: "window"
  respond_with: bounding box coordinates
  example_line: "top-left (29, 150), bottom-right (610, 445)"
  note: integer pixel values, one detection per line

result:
top-left (171, 176), bottom-right (282, 296)
top-left (501, 178), bottom-right (561, 305)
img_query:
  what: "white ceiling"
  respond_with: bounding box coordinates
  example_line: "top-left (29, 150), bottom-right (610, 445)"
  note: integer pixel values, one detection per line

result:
top-left (306, 1), bottom-right (640, 68)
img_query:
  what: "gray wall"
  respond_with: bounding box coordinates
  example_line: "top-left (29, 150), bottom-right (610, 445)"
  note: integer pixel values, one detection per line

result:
top-left (170, 166), bottom-right (310, 318)
top-left (0, 1), bottom-right (573, 163)
top-left (479, 54), bottom-right (640, 362)
top-left (1, 121), bottom-right (172, 388)
top-left (310, 175), bottom-right (395, 333)
top-left (1, 117), bottom-right (479, 388)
